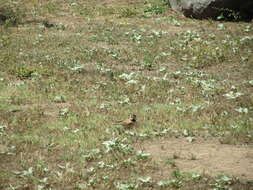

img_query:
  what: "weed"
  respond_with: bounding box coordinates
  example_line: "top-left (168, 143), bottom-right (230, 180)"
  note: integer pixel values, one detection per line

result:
top-left (11, 66), bottom-right (34, 79)
top-left (144, 1), bottom-right (167, 15)
top-left (118, 7), bottom-right (138, 18)
top-left (0, 4), bottom-right (22, 26)
top-left (165, 158), bottom-right (177, 167)
top-left (210, 175), bottom-right (234, 190)
top-left (0, 0), bottom-right (252, 189)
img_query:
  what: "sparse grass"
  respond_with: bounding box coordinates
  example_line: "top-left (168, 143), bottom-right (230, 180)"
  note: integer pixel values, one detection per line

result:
top-left (0, 0), bottom-right (253, 189)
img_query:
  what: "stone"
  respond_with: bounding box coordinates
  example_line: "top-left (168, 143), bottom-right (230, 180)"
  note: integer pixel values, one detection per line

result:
top-left (168, 0), bottom-right (253, 21)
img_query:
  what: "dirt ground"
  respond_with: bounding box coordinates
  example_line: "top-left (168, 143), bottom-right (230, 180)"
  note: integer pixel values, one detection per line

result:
top-left (138, 137), bottom-right (253, 180)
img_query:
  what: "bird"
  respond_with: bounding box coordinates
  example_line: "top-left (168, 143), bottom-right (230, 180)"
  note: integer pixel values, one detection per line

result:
top-left (115, 114), bottom-right (137, 129)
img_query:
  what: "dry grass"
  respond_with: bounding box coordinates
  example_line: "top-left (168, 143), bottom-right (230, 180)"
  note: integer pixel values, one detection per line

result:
top-left (0, 0), bottom-right (253, 189)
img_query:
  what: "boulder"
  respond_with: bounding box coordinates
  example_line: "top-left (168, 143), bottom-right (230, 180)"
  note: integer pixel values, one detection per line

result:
top-left (168, 0), bottom-right (253, 21)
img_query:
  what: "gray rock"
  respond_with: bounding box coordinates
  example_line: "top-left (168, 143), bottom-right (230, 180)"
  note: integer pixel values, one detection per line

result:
top-left (168, 0), bottom-right (253, 21)
top-left (168, 0), bottom-right (182, 12)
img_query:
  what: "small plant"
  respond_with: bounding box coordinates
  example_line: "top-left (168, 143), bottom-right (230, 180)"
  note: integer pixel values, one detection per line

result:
top-left (122, 158), bottom-right (136, 167)
top-left (142, 54), bottom-right (156, 69)
top-left (142, 60), bottom-right (154, 69)
top-left (191, 173), bottom-right (202, 180)
top-left (116, 182), bottom-right (137, 190)
top-left (165, 16), bottom-right (181, 26)
top-left (172, 170), bottom-right (184, 179)
top-left (165, 159), bottom-right (177, 167)
top-left (186, 137), bottom-right (196, 143)
top-left (118, 7), bottom-right (138, 18)
top-left (158, 176), bottom-right (182, 188)
top-left (59, 108), bottom-right (69, 116)
top-left (168, 179), bottom-right (182, 189)
top-left (102, 138), bottom-right (133, 154)
top-left (0, 3), bottom-right (24, 26)
top-left (223, 91), bottom-right (243, 99)
top-left (53, 95), bottom-right (66, 103)
top-left (12, 66), bottom-right (34, 79)
top-left (0, 125), bottom-right (7, 136)
top-left (144, 1), bottom-right (166, 15)
top-left (210, 175), bottom-right (234, 190)
top-left (136, 151), bottom-right (150, 160)
top-left (157, 180), bottom-right (169, 188)
top-left (137, 177), bottom-right (152, 185)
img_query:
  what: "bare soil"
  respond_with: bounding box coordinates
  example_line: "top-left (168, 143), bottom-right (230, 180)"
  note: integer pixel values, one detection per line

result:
top-left (138, 137), bottom-right (253, 180)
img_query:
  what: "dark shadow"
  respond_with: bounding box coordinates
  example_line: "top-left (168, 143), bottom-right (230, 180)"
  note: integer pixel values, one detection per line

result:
top-left (182, 1), bottom-right (253, 22)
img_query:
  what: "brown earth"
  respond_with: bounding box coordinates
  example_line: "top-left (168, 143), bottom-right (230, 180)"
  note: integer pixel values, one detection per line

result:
top-left (138, 137), bottom-right (253, 180)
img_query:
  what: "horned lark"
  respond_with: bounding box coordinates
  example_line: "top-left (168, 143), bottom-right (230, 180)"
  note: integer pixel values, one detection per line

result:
top-left (116, 114), bottom-right (137, 129)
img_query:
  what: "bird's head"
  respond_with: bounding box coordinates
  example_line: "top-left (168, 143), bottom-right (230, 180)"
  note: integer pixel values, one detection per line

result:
top-left (131, 114), bottom-right (137, 122)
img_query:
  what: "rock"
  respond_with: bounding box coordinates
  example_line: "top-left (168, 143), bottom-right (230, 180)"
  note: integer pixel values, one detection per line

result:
top-left (168, 0), bottom-right (253, 21)
top-left (168, 0), bottom-right (182, 12)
